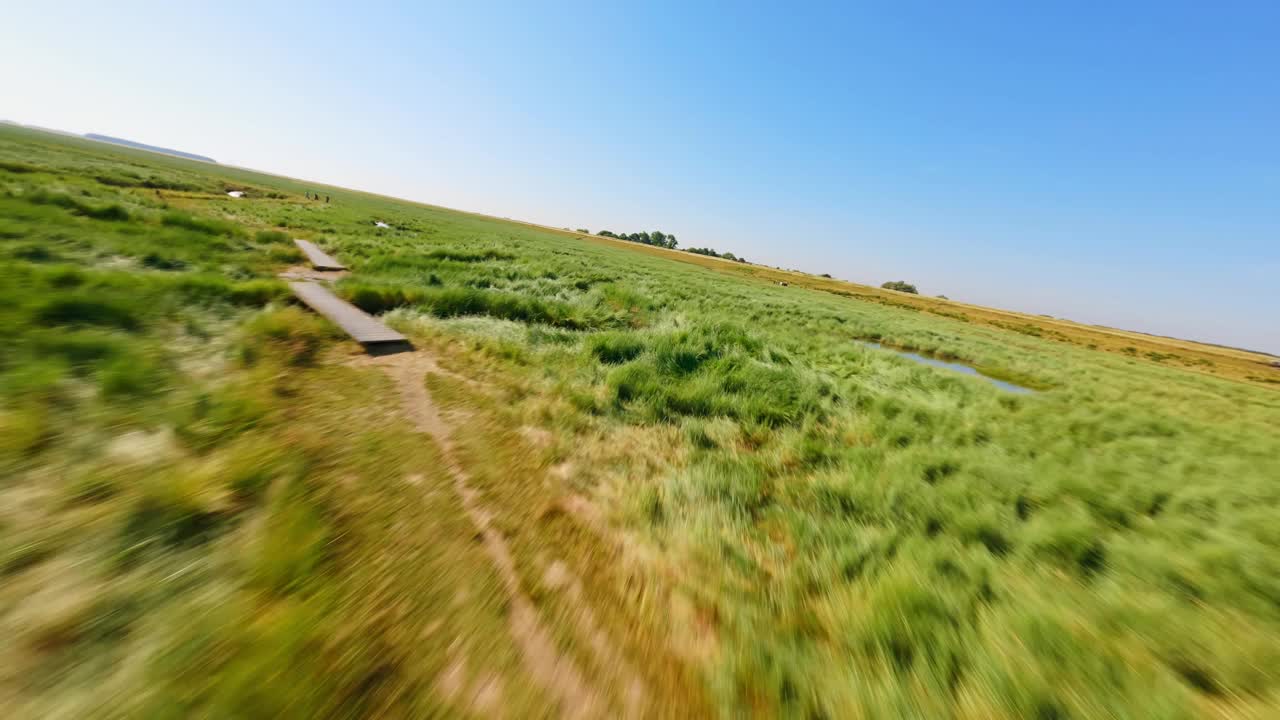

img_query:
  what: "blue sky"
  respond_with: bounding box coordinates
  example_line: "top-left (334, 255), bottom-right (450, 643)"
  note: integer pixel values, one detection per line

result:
top-left (4, 1), bottom-right (1277, 351)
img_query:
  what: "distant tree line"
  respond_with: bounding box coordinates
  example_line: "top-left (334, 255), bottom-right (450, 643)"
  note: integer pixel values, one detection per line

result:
top-left (685, 246), bottom-right (746, 263)
top-left (881, 280), bottom-right (919, 294)
top-left (596, 229), bottom-right (678, 249)
top-left (592, 229), bottom-right (748, 264)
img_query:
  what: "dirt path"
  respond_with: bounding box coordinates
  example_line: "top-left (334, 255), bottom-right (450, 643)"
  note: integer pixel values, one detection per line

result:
top-left (351, 351), bottom-right (613, 719)
top-left (277, 264), bottom-right (348, 282)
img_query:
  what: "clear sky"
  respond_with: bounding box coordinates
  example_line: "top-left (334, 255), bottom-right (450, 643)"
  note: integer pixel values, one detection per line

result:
top-left (4, 1), bottom-right (1277, 352)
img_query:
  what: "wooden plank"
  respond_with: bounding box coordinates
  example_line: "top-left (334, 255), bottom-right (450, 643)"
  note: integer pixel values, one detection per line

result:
top-left (289, 281), bottom-right (408, 346)
top-left (294, 239), bottom-right (347, 271)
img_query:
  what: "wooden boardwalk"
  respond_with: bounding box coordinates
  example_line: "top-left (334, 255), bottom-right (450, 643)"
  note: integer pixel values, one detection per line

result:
top-left (294, 239), bottom-right (347, 271)
top-left (289, 281), bottom-right (408, 347)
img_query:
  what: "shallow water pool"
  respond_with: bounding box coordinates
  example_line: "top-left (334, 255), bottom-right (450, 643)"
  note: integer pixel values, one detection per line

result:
top-left (858, 341), bottom-right (1036, 394)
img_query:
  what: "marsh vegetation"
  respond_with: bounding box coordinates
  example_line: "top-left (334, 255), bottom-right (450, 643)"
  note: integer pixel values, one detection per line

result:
top-left (2, 125), bottom-right (1279, 718)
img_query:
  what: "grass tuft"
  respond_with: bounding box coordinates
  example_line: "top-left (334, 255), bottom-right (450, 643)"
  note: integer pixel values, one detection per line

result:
top-left (238, 307), bottom-right (335, 367)
top-left (162, 211), bottom-right (242, 236)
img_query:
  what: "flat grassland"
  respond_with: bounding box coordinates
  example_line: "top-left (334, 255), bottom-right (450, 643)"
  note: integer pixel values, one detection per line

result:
top-left (2, 125), bottom-right (1278, 718)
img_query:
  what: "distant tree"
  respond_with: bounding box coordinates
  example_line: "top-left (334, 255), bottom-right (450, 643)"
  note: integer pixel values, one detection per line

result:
top-left (881, 280), bottom-right (919, 294)
top-left (936, 294), bottom-right (949, 300)
top-left (722, 252), bottom-right (738, 261)
top-left (576, 228), bottom-right (589, 234)
top-left (820, 273), bottom-right (832, 278)
top-left (597, 227), bottom-right (695, 252)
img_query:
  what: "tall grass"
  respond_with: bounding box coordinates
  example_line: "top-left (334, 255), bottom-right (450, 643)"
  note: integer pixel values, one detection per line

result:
top-left (3, 122), bottom-right (1279, 719)
top-left (25, 188), bottom-right (131, 221)
top-left (161, 211), bottom-right (243, 236)
top-left (340, 281), bottom-right (594, 329)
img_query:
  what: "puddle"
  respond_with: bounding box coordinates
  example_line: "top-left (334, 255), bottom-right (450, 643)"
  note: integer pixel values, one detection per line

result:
top-left (858, 341), bottom-right (1035, 394)
top-left (226, 191), bottom-right (244, 198)
top-left (374, 221), bottom-right (391, 228)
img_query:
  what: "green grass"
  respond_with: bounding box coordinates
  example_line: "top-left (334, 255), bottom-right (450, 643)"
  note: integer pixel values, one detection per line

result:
top-left (2, 124), bottom-right (1279, 718)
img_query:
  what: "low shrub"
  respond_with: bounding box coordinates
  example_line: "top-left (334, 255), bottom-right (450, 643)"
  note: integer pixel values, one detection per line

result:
top-left (881, 280), bottom-right (919, 294)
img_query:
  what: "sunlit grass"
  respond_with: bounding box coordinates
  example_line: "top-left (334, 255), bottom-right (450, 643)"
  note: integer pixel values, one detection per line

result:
top-left (2, 123), bottom-right (1279, 718)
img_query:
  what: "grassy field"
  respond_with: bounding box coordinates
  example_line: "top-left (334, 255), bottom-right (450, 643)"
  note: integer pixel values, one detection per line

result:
top-left (2, 124), bottom-right (1279, 719)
